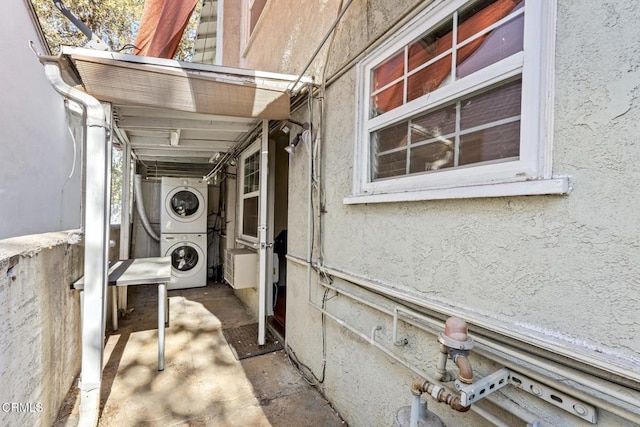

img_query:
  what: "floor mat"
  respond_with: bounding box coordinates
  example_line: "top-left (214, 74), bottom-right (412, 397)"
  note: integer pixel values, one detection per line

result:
top-left (222, 323), bottom-right (283, 360)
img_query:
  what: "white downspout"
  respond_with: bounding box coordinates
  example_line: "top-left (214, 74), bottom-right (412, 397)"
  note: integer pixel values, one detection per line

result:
top-left (41, 58), bottom-right (110, 427)
top-left (258, 119), bottom-right (269, 345)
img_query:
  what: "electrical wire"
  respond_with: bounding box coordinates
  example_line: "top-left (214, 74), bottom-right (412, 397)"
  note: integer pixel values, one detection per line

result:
top-left (116, 43), bottom-right (139, 52)
top-left (284, 286), bottom-right (330, 386)
top-left (291, 0), bottom-right (348, 388)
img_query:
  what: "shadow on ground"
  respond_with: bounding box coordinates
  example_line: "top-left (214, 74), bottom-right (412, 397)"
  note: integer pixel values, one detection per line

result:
top-left (54, 282), bottom-right (345, 427)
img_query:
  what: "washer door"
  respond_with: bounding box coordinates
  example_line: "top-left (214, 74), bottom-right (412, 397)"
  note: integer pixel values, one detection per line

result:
top-left (165, 187), bottom-right (205, 223)
top-left (168, 242), bottom-right (204, 277)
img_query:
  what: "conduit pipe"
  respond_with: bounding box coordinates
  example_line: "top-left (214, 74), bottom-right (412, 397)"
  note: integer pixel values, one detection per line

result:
top-left (332, 271), bottom-right (640, 423)
top-left (306, 299), bottom-right (519, 427)
top-left (291, 256), bottom-right (640, 424)
top-left (289, 0), bottom-right (355, 93)
top-left (412, 380), bottom-right (470, 413)
top-left (134, 174), bottom-right (160, 242)
top-left (38, 49), bottom-right (110, 427)
top-left (303, 259), bottom-right (640, 385)
top-left (438, 317), bottom-right (474, 384)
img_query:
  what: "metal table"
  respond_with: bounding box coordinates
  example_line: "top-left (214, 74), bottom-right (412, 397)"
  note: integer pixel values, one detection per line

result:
top-left (71, 257), bottom-right (171, 370)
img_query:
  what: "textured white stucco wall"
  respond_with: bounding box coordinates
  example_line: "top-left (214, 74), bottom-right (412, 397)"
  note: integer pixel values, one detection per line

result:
top-left (0, 232), bottom-right (83, 426)
top-left (315, 0), bottom-right (640, 368)
top-left (226, 0), bottom-right (640, 424)
top-left (0, 3), bottom-right (82, 240)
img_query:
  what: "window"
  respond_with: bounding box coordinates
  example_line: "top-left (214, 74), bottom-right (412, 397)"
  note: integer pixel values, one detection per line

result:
top-left (347, 0), bottom-right (568, 204)
top-left (239, 143), bottom-right (260, 241)
top-left (247, 0), bottom-right (268, 38)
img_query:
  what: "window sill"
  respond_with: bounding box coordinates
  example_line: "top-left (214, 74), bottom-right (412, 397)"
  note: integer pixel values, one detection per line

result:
top-left (343, 177), bottom-right (571, 204)
top-left (235, 238), bottom-right (259, 249)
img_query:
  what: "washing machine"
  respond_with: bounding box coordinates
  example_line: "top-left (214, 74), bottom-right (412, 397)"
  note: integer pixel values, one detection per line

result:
top-left (161, 177), bottom-right (208, 233)
top-left (161, 233), bottom-right (207, 290)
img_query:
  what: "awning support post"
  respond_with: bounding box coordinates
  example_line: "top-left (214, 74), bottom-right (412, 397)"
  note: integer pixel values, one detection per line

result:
top-left (258, 119), bottom-right (269, 345)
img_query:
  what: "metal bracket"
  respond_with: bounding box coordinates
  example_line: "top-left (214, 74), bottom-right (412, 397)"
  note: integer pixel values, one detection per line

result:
top-left (457, 368), bottom-right (511, 406)
top-left (510, 372), bottom-right (597, 424)
top-left (259, 242), bottom-right (273, 249)
top-left (457, 369), bottom-right (597, 424)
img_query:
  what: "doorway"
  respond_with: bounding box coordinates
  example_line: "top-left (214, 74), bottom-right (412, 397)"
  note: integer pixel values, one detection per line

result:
top-left (268, 133), bottom-right (289, 338)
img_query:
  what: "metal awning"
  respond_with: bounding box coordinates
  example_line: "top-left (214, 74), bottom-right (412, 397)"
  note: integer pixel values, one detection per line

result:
top-left (60, 47), bottom-right (311, 174)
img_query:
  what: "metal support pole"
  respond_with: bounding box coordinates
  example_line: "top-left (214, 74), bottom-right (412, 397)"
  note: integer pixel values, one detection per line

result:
top-left (257, 119), bottom-right (269, 345)
top-left (158, 283), bottom-right (166, 371)
top-left (118, 137), bottom-right (132, 313)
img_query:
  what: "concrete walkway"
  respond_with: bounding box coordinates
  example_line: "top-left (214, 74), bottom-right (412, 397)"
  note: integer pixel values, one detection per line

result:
top-left (54, 283), bottom-right (345, 427)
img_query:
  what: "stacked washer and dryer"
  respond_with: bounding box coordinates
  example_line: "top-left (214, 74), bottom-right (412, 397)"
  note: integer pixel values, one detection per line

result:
top-left (160, 177), bottom-right (208, 290)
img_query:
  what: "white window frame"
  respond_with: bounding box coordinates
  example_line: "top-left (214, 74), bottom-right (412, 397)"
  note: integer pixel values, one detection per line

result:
top-left (345, 0), bottom-right (568, 204)
top-left (238, 141), bottom-right (261, 243)
top-left (242, 0), bottom-right (271, 56)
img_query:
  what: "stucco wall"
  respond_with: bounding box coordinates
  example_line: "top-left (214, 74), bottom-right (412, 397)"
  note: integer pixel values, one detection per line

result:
top-left (226, 0), bottom-right (640, 424)
top-left (0, 3), bottom-right (82, 240)
top-left (0, 231), bottom-right (83, 426)
top-left (316, 0), bottom-right (640, 369)
top-left (238, 0), bottom-right (345, 76)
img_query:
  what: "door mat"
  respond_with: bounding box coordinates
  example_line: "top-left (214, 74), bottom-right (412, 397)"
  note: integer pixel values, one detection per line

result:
top-left (222, 323), bottom-right (283, 360)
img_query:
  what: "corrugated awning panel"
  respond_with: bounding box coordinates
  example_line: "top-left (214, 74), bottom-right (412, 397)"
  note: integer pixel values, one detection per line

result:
top-left (71, 55), bottom-right (290, 120)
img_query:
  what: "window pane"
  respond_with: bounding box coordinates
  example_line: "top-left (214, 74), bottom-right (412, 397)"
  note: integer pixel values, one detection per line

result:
top-left (373, 150), bottom-right (407, 180)
top-left (243, 196), bottom-right (259, 238)
top-left (411, 104), bottom-right (456, 143)
top-left (457, 9), bottom-right (524, 78)
top-left (458, 0), bottom-right (522, 43)
top-left (371, 81), bottom-right (404, 117)
top-left (408, 19), bottom-right (453, 72)
top-left (460, 79), bottom-right (521, 130)
top-left (407, 54), bottom-right (452, 102)
top-left (243, 151), bottom-right (260, 194)
top-left (410, 141), bottom-right (455, 173)
top-left (459, 120), bottom-right (520, 165)
top-left (372, 50), bottom-right (404, 91)
top-left (372, 121), bottom-right (408, 153)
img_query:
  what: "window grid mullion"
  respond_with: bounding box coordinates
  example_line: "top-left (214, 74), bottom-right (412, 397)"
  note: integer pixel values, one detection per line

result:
top-left (405, 48), bottom-right (453, 81)
top-left (454, 100), bottom-right (461, 167)
top-left (371, 74), bottom-right (405, 97)
top-left (452, 10), bottom-right (458, 83)
top-left (403, 46), bottom-right (408, 105)
top-left (406, 120), bottom-right (411, 175)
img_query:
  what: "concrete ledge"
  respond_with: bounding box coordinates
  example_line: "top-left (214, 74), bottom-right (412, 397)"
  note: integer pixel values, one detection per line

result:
top-left (0, 230), bottom-right (84, 426)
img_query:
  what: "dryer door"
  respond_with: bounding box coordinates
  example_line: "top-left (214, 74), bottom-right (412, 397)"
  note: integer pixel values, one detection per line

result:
top-left (168, 242), bottom-right (204, 277)
top-left (165, 187), bottom-right (206, 224)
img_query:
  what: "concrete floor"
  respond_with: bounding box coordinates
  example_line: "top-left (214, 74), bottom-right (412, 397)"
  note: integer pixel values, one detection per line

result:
top-left (54, 282), bottom-right (345, 427)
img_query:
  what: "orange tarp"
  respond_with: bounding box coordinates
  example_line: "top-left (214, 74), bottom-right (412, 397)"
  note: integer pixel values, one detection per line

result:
top-left (133, 0), bottom-right (198, 59)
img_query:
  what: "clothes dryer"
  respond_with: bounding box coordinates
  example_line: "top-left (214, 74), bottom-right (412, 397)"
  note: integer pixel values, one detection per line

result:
top-left (161, 177), bottom-right (208, 233)
top-left (161, 233), bottom-right (207, 290)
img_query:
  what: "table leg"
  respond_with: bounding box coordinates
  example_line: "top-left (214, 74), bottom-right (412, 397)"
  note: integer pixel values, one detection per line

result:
top-left (111, 287), bottom-right (118, 331)
top-left (158, 283), bottom-right (166, 371)
top-left (165, 293), bottom-right (170, 326)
